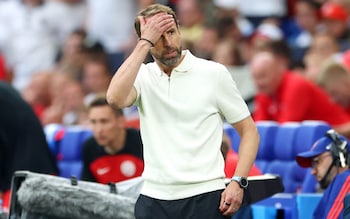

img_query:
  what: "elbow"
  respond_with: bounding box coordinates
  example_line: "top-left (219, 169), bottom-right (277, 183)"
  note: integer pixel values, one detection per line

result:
top-left (106, 92), bottom-right (122, 109)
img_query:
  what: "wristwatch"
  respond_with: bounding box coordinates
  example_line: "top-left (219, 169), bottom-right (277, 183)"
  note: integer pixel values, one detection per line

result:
top-left (231, 176), bottom-right (249, 189)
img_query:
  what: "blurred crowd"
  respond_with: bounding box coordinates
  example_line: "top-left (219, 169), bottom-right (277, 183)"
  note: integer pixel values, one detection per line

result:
top-left (1, 0), bottom-right (350, 132)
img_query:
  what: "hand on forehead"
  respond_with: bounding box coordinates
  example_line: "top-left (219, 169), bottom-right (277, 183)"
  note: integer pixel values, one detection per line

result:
top-left (143, 12), bottom-right (173, 23)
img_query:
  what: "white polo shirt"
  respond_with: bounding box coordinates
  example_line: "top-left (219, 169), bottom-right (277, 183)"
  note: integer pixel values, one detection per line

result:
top-left (134, 50), bottom-right (250, 200)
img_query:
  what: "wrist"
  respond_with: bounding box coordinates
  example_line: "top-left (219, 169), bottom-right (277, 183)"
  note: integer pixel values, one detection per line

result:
top-left (139, 38), bottom-right (154, 47)
top-left (231, 176), bottom-right (248, 189)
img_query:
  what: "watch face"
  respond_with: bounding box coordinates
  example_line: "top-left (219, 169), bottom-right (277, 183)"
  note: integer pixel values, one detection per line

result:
top-left (240, 178), bottom-right (248, 188)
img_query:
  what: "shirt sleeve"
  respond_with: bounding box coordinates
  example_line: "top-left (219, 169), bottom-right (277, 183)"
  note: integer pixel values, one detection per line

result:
top-left (216, 64), bottom-right (251, 124)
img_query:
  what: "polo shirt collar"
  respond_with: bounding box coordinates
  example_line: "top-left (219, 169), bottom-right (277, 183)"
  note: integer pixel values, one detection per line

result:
top-left (173, 50), bottom-right (194, 73)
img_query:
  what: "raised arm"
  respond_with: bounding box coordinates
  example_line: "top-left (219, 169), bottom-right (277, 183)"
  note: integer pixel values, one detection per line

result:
top-left (106, 13), bottom-right (174, 108)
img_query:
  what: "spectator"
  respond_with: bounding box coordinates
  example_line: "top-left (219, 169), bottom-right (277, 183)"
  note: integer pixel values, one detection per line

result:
top-left (21, 71), bottom-right (52, 120)
top-left (212, 38), bottom-right (244, 67)
top-left (60, 79), bottom-right (88, 126)
top-left (192, 24), bottom-right (220, 60)
top-left (244, 20), bottom-right (285, 65)
top-left (81, 94), bottom-right (143, 184)
top-left (316, 60), bottom-right (350, 115)
top-left (41, 72), bottom-right (73, 125)
top-left (176, 0), bottom-right (205, 50)
top-left (81, 56), bottom-right (112, 106)
top-left (301, 32), bottom-right (341, 81)
top-left (308, 32), bottom-right (341, 61)
top-left (41, 73), bottom-right (87, 126)
top-left (287, 0), bottom-right (322, 66)
top-left (249, 40), bottom-right (350, 138)
top-left (0, 81), bottom-right (59, 211)
top-left (0, 0), bottom-right (58, 91)
top-left (320, 1), bottom-right (350, 52)
top-left (296, 129), bottom-right (350, 219)
top-left (213, 0), bottom-right (254, 38)
top-left (54, 29), bottom-right (88, 81)
top-left (107, 4), bottom-right (259, 218)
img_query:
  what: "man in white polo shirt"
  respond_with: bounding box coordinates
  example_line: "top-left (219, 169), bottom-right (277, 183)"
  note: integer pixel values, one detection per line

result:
top-left (107, 4), bottom-right (260, 219)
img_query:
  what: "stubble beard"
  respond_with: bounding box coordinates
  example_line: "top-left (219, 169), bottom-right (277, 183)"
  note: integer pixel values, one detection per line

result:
top-left (154, 46), bottom-right (182, 67)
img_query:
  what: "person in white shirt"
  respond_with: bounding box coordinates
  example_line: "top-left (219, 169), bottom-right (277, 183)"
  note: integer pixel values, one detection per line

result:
top-left (107, 4), bottom-right (260, 218)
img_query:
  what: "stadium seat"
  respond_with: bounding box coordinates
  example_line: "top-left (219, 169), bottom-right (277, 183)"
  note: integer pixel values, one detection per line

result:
top-left (265, 160), bottom-right (296, 193)
top-left (43, 123), bottom-right (64, 156)
top-left (256, 121), bottom-right (279, 161)
top-left (54, 126), bottom-right (93, 178)
top-left (273, 122), bottom-right (300, 161)
top-left (294, 120), bottom-right (331, 155)
top-left (223, 123), bottom-right (240, 152)
top-left (58, 161), bottom-right (83, 179)
top-left (56, 126), bottom-right (93, 160)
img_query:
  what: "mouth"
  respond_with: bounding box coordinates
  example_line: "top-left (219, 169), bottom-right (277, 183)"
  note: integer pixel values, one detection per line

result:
top-left (164, 50), bottom-right (177, 58)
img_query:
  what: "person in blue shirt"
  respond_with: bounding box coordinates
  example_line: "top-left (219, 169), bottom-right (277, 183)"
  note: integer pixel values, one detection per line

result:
top-left (296, 129), bottom-right (350, 219)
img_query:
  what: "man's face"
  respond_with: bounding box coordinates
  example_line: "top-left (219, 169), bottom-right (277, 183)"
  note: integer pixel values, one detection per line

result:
top-left (88, 105), bottom-right (124, 148)
top-left (249, 52), bottom-right (283, 95)
top-left (149, 21), bottom-right (182, 68)
top-left (82, 62), bottom-right (111, 93)
top-left (311, 152), bottom-right (333, 185)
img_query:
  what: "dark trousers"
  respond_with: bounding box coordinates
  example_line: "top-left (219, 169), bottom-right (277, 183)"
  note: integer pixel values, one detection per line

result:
top-left (134, 190), bottom-right (231, 219)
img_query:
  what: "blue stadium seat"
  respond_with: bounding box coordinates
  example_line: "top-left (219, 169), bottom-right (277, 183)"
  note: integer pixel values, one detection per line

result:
top-left (265, 160), bottom-right (296, 193)
top-left (273, 122), bottom-right (300, 161)
top-left (58, 161), bottom-right (83, 179)
top-left (294, 120), bottom-right (331, 156)
top-left (43, 123), bottom-right (64, 156)
top-left (223, 123), bottom-right (240, 152)
top-left (58, 127), bottom-right (85, 161)
top-left (55, 126), bottom-right (93, 179)
top-left (256, 121), bottom-right (279, 160)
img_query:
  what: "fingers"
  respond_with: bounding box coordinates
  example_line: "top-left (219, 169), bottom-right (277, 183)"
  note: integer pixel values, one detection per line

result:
top-left (219, 199), bottom-right (240, 216)
top-left (138, 16), bottom-right (146, 26)
top-left (140, 13), bottom-right (174, 43)
top-left (219, 187), bottom-right (243, 216)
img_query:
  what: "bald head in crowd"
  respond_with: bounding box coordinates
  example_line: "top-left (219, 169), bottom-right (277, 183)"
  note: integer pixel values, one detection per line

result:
top-left (249, 51), bottom-right (287, 95)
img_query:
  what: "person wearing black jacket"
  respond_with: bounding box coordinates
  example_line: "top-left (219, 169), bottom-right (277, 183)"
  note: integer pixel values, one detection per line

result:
top-left (0, 81), bottom-right (59, 209)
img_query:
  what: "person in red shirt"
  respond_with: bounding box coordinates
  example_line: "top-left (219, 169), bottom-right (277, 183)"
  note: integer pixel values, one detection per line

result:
top-left (249, 40), bottom-right (350, 138)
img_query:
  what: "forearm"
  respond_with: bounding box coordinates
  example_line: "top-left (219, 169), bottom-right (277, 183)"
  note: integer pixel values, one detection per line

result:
top-left (232, 117), bottom-right (260, 177)
top-left (106, 40), bottom-right (151, 108)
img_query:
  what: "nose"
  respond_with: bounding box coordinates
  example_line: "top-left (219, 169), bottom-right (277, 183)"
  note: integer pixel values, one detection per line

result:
top-left (311, 167), bottom-right (316, 175)
top-left (163, 36), bottom-right (172, 47)
top-left (93, 123), bottom-right (103, 134)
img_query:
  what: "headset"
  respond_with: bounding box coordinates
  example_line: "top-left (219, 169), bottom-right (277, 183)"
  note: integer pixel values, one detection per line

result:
top-left (325, 129), bottom-right (349, 168)
top-left (318, 129), bottom-right (349, 189)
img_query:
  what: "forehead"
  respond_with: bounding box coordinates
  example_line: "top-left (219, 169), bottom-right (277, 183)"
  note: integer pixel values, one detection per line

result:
top-left (251, 53), bottom-right (276, 70)
top-left (89, 105), bottom-right (114, 117)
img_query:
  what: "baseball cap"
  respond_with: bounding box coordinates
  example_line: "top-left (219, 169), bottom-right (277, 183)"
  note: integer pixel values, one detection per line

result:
top-left (296, 133), bottom-right (349, 168)
top-left (321, 2), bottom-right (348, 22)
